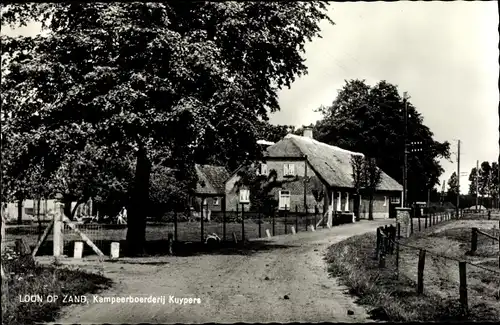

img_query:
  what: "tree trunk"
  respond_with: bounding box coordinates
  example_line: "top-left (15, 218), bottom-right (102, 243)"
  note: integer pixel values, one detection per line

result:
top-left (71, 199), bottom-right (87, 219)
top-left (125, 145), bottom-right (151, 257)
top-left (36, 198), bottom-right (42, 241)
top-left (1, 203), bottom-right (6, 254)
top-left (17, 199), bottom-right (23, 225)
top-left (63, 196), bottom-right (73, 221)
top-left (368, 193), bottom-right (374, 220)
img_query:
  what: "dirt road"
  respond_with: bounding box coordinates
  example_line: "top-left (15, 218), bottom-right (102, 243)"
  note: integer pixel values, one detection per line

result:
top-left (55, 220), bottom-right (391, 324)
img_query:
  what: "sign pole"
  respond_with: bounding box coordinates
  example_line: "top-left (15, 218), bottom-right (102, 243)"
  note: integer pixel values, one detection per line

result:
top-left (241, 203), bottom-right (245, 244)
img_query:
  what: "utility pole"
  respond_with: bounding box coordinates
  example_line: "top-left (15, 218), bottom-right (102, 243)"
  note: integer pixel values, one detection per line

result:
top-left (304, 155), bottom-right (308, 214)
top-left (427, 188), bottom-right (430, 208)
top-left (403, 92), bottom-right (409, 208)
top-left (476, 160), bottom-right (479, 210)
top-left (441, 181), bottom-right (445, 205)
top-left (457, 140), bottom-right (460, 217)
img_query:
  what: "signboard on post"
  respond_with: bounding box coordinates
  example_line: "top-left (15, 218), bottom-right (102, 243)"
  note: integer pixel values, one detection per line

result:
top-left (239, 189), bottom-right (250, 244)
top-left (239, 189), bottom-right (250, 204)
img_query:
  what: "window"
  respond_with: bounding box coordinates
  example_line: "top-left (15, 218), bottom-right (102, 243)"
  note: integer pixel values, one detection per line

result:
top-left (239, 189), bottom-right (250, 203)
top-left (336, 192), bottom-right (342, 211)
top-left (260, 163), bottom-right (268, 176)
top-left (213, 198), bottom-right (220, 206)
top-left (279, 190), bottom-right (291, 210)
top-left (344, 193), bottom-right (349, 211)
top-left (384, 196), bottom-right (387, 207)
top-left (283, 163), bottom-right (295, 176)
top-left (390, 197), bottom-right (400, 204)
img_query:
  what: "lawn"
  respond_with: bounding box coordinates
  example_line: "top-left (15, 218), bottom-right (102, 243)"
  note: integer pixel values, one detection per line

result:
top-left (1, 248), bottom-right (112, 325)
top-left (325, 217), bottom-right (500, 322)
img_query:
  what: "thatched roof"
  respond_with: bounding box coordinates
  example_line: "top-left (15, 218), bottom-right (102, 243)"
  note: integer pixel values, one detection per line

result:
top-left (465, 205), bottom-right (487, 211)
top-left (266, 134), bottom-right (403, 192)
top-left (194, 164), bottom-right (230, 196)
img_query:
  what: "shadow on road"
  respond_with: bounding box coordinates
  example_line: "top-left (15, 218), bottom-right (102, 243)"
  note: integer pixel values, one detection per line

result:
top-left (33, 239), bottom-right (296, 258)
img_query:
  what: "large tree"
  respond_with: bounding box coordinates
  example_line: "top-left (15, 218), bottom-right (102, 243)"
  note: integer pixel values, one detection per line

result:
top-left (1, 2), bottom-right (332, 256)
top-left (447, 171), bottom-right (459, 204)
top-left (314, 79), bottom-right (450, 204)
top-left (350, 155), bottom-right (381, 220)
top-left (256, 122), bottom-right (297, 144)
top-left (468, 161), bottom-right (498, 208)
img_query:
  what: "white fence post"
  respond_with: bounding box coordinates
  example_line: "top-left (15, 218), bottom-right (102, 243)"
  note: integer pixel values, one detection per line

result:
top-left (53, 202), bottom-right (64, 257)
top-left (74, 242), bottom-right (83, 259)
top-left (111, 242), bottom-right (120, 259)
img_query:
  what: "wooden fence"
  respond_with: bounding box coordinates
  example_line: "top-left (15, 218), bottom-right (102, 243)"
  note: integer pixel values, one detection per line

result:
top-left (376, 212), bottom-right (500, 316)
top-left (468, 221), bottom-right (500, 268)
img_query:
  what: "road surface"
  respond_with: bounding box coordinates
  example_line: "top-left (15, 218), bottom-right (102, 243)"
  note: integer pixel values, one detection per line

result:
top-left (55, 220), bottom-right (391, 324)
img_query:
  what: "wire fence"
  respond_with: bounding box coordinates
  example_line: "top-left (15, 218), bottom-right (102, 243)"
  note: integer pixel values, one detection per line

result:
top-left (5, 203), bottom-right (359, 257)
top-left (376, 213), bottom-right (500, 316)
top-left (155, 203), bottom-right (356, 243)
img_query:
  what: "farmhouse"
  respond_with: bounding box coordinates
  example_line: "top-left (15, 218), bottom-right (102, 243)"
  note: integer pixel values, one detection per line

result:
top-left (227, 127), bottom-right (403, 220)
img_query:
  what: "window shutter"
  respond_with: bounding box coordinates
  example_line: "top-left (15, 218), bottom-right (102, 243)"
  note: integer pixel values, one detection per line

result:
top-left (289, 164), bottom-right (295, 176)
top-left (283, 164), bottom-right (289, 176)
top-left (337, 192), bottom-right (342, 211)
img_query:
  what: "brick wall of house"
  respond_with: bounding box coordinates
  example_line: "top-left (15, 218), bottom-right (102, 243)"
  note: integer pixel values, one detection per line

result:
top-left (266, 159), bottom-right (325, 214)
top-left (359, 192), bottom-right (400, 219)
top-left (224, 159), bottom-right (401, 218)
top-left (283, 194), bottom-right (322, 214)
top-left (193, 197), bottom-right (224, 212)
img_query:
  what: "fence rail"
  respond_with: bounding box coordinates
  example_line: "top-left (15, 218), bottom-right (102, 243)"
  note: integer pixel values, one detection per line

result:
top-left (5, 203), bottom-right (361, 257)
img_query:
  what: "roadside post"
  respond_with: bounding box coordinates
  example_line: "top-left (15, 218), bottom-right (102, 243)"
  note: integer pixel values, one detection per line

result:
top-left (283, 204), bottom-right (288, 235)
top-left (239, 189), bottom-right (250, 245)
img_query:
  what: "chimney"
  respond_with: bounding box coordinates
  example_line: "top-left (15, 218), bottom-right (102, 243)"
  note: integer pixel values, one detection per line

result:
top-left (303, 126), bottom-right (313, 139)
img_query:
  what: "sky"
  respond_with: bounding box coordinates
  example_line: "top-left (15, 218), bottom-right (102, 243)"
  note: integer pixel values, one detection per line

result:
top-left (2, 2), bottom-right (498, 194)
top-left (271, 1), bottom-right (499, 194)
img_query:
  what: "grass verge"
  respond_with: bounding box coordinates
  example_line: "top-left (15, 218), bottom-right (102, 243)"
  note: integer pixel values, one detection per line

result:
top-left (1, 249), bottom-right (112, 325)
top-left (325, 230), bottom-right (498, 322)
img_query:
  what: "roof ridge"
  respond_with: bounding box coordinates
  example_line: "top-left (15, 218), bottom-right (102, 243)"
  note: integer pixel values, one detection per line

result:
top-left (285, 133), bottom-right (364, 157)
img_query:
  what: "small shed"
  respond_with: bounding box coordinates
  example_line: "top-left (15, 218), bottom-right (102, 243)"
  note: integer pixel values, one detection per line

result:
top-left (190, 164), bottom-right (230, 220)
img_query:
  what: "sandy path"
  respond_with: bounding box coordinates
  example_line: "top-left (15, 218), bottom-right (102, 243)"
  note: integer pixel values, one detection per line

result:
top-left (54, 220), bottom-right (391, 324)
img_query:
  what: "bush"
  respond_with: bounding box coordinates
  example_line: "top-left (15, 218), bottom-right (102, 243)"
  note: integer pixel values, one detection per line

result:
top-left (1, 248), bottom-right (112, 325)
